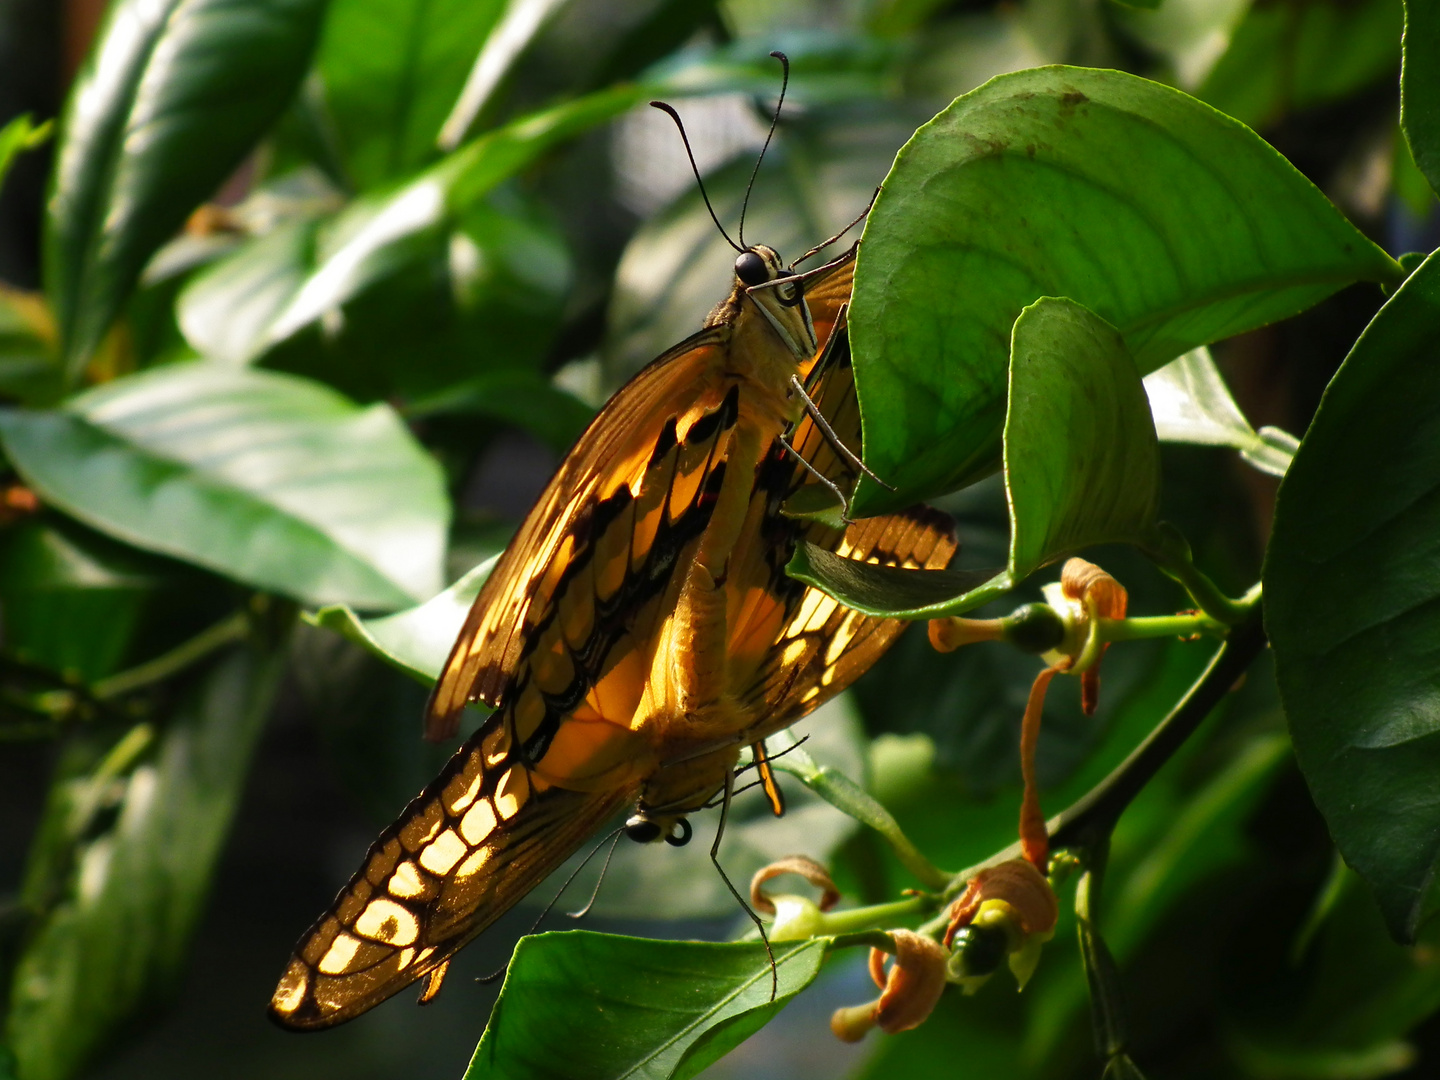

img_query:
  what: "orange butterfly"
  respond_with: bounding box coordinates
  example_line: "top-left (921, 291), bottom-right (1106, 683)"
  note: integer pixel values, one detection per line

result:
top-left (269, 111), bottom-right (957, 1034)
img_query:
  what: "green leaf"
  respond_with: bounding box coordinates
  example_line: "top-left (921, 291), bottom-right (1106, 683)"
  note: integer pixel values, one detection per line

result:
top-left (788, 298), bottom-right (1160, 618)
top-left (321, 0), bottom-right (508, 188)
top-left (463, 932), bottom-right (827, 1080)
top-left (404, 369), bottom-right (594, 452)
top-left (849, 66), bottom-right (1401, 514)
top-left (1143, 346), bottom-right (1297, 476)
top-left (307, 555), bottom-right (496, 682)
top-left (1004, 297), bottom-right (1160, 582)
top-left (3, 640), bottom-right (285, 1080)
top-left (0, 517), bottom-right (166, 683)
top-left (45, 0), bottom-right (327, 377)
top-left (437, 0), bottom-right (573, 151)
top-left (0, 114), bottom-right (51, 196)
top-left (1403, 0), bottom-right (1440, 196)
top-left (0, 365), bottom-right (449, 610)
top-left (0, 286), bottom-right (62, 407)
top-left (1266, 249), bottom-right (1440, 943)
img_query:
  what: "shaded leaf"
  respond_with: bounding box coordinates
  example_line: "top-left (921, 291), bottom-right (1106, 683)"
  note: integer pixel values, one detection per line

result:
top-left (45, 0), bottom-right (327, 375)
top-left (1403, 0), bottom-right (1440, 196)
top-left (2, 640), bottom-right (285, 1080)
top-left (0, 365), bottom-right (449, 610)
top-left (1266, 249), bottom-right (1440, 942)
top-left (463, 932), bottom-right (826, 1080)
top-left (789, 299), bottom-right (1160, 618)
top-left (850, 66), bottom-right (1401, 514)
top-left (404, 369), bottom-right (594, 453)
top-left (322, 0), bottom-right (509, 187)
top-left (1005, 297), bottom-right (1160, 582)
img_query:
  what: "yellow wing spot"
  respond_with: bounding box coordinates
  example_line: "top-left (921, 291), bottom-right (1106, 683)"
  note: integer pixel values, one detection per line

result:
top-left (494, 765), bottom-right (529, 820)
top-left (782, 638), bottom-right (809, 667)
top-left (354, 897), bottom-right (420, 946)
top-left (560, 566), bottom-right (596, 649)
top-left (399, 801), bottom-right (443, 851)
top-left (443, 763), bottom-right (483, 815)
top-left (482, 722), bottom-right (511, 766)
top-left (396, 947), bottom-right (415, 970)
top-left (514, 685), bottom-right (546, 743)
top-left (631, 499), bottom-right (663, 573)
top-left (418, 828), bottom-right (467, 876)
top-left (801, 684), bottom-right (822, 702)
top-left (272, 959), bottom-right (308, 1014)
top-left (388, 861), bottom-right (427, 900)
top-left (593, 510), bottom-right (632, 602)
top-left (534, 636), bottom-right (577, 696)
top-left (454, 846), bottom-right (491, 879)
top-left (460, 798), bottom-right (497, 845)
top-left (826, 613), bottom-right (862, 664)
top-left (318, 932), bottom-right (363, 975)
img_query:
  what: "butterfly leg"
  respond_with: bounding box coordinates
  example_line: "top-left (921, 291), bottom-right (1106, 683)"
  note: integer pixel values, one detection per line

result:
top-left (787, 373), bottom-right (896, 492)
top-left (711, 766), bottom-right (780, 999)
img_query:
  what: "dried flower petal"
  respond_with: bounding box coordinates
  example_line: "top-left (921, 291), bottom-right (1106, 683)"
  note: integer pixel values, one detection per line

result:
top-left (830, 930), bottom-right (948, 1042)
top-left (750, 855), bottom-right (840, 916)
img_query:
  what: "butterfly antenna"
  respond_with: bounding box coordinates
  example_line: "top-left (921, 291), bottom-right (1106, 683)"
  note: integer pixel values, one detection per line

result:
top-left (738, 51), bottom-right (790, 250)
top-left (650, 101), bottom-right (742, 253)
top-left (568, 828), bottom-right (625, 919)
top-left (475, 824), bottom-right (626, 984)
top-left (711, 769), bottom-right (780, 1000)
top-left (791, 188), bottom-right (878, 269)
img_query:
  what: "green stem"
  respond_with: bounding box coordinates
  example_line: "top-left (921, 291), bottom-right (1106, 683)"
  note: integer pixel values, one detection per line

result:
top-left (91, 612), bottom-right (249, 701)
top-left (1098, 612), bottom-right (1228, 643)
top-left (1076, 838), bottom-right (1130, 1066)
top-left (1143, 531), bottom-right (1253, 626)
top-left (820, 895), bottom-right (932, 936)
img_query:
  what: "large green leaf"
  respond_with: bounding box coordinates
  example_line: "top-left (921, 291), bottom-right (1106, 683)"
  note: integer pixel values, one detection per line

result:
top-left (1403, 0), bottom-right (1440, 196)
top-left (463, 933), bottom-right (826, 1080)
top-left (788, 298), bottom-right (1160, 618)
top-left (320, 0), bottom-right (507, 188)
top-left (0, 365), bottom-right (449, 610)
top-left (45, 0), bottom-right (327, 376)
top-left (2, 640), bottom-right (285, 1080)
top-left (849, 66), bottom-right (1401, 514)
top-left (1266, 249), bottom-right (1440, 943)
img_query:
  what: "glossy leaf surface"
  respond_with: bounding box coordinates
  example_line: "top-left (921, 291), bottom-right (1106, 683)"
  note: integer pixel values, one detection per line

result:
top-left (463, 933), bottom-right (826, 1080)
top-left (850, 65), bottom-right (1400, 513)
top-left (0, 365), bottom-right (448, 609)
top-left (1267, 249), bottom-right (1440, 942)
top-left (45, 0), bottom-right (326, 375)
top-left (1403, 0), bottom-right (1440, 196)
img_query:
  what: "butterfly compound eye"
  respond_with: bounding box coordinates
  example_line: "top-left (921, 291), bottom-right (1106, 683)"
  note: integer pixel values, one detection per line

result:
top-left (734, 250), bottom-right (769, 286)
top-left (624, 815), bottom-right (663, 844)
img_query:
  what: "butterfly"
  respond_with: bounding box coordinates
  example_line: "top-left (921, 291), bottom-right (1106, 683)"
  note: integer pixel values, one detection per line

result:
top-left (269, 88), bottom-right (958, 1032)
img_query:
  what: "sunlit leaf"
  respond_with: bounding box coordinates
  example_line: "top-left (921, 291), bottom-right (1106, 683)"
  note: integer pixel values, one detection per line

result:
top-left (0, 365), bottom-right (449, 609)
top-left (463, 932), bottom-right (826, 1080)
top-left (1267, 249), bottom-right (1440, 943)
top-left (45, 0), bottom-right (327, 376)
top-left (307, 555), bottom-right (496, 682)
top-left (850, 66), bottom-right (1401, 514)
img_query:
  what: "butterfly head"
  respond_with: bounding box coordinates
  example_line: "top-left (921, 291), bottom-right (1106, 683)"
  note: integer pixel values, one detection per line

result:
top-left (734, 244), bottom-right (817, 360)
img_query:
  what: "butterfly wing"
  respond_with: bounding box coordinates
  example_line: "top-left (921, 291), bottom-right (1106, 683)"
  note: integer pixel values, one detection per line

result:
top-left (269, 709), bottom-right (639, 1030)
top-left (274, 333), bottom-right (751, 1029)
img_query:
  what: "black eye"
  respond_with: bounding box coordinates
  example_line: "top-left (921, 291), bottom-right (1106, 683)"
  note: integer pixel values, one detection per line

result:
top-left (624, 815), bottom-right (662, 844)
top-left (734, 250), bottom-right (768, 286)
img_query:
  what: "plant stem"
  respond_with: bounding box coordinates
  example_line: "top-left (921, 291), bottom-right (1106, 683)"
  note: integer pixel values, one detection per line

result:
top-left (821, 895), bottom-right (931, 935)
top-left (91, 612), bottom-right (249, 701)
top-left (1076, 838), bottom-right (1131, 1066)
top-left (1099, 612), bottom-right (1228, 643)
top-left (1142, 532), bottom-right (1254, 626)
top-left (923, 598), bottom-right (1267, 918)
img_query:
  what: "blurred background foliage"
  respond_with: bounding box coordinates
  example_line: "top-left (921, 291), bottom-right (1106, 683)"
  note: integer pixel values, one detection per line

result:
top-left (0, 0), bottom-right (1437, 1078)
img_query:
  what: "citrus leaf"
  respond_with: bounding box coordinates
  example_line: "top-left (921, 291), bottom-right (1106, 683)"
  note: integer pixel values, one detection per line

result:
top-left (3, 641), bottom-right (284, 1080)
top-left (1266, 248), bottom-right (1440, 943)
top-left (1403, 0), bottom-right (1440, 196)
top-left (0, 365), bottom-right (448, 609)
top-left (463, 933), bottom-right (826, 1080)
top-left (850, 65), bottom-right (1402, 514)
top-left (307, 555), bottom-right (496, 682)
top-left (45, 0), bottom-right (326, 376)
